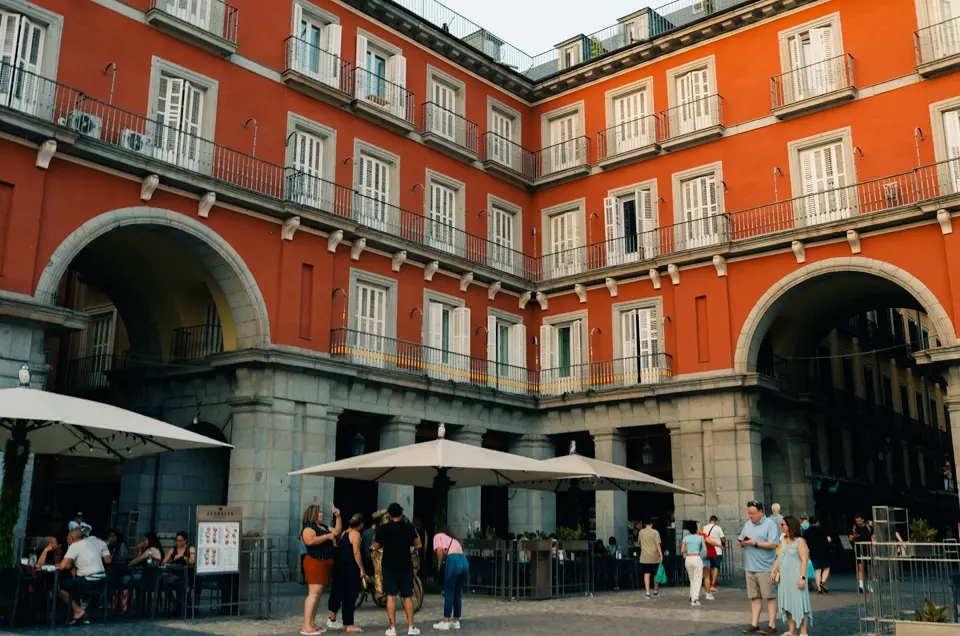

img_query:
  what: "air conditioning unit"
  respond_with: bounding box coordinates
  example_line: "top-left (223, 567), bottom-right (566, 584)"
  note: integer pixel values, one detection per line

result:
top-left (120, 128), bottom-right (151, 154)
top-left (883, 182), bottom-right (901, 206)
top-left (66, 110), bottom-right (103, 140)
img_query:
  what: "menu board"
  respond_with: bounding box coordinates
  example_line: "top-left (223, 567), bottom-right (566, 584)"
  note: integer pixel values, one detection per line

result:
top-left (196, 506), bottom-right (242, 575)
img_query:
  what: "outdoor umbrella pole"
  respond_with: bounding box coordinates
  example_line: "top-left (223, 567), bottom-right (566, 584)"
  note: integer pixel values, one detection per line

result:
top-left (433, 467), bottom-right (452, 530)
top-left (0, 419), bottom-right (30, 567)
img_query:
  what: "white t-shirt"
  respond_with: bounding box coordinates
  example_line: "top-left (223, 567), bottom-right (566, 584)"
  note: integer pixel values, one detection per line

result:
top-left (64, 538), bottom-right (106, 579)
top-left (703, 523), bottom-right (725, 556)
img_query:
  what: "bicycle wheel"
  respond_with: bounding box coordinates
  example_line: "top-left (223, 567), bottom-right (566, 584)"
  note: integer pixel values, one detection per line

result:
top-left (413, 576), bottom-right (424, 614)
top-left (355, 589), bottom-right (365, 610)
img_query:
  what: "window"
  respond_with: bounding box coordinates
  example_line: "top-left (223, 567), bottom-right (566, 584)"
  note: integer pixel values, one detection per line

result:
top-left (83, 306), bottom-right (116, 389)
top-left (881, 374), bottom-right (894, 409)
top-left (779, 15), bottom-right (844, 102)
top-left (541, 102), bottom-right (585, 175)
top-left (788, 128), bottom-right (855, 226)
top-left (487, 195), bottom-right (521, 274)
top-left (355, 29), bottom-right (406, 119)
top-left (908, 317), bottom-right (920, 349)
top-left (354, 140), bottom-right (399, 232)
top-left (0, 3), bottom-right (62, 116)
top-left (604, 182), bottom-right (657, 266)
top-left (347, 269), bottom-right (397, 368)
top-left (943, 108), bottom-right (960, 192)
top-left (557, 38), bottom-right (583, 70)
top-left (487, 98), bottom-right (521, 171)
top-left (424, 291), bottom-right (469, 380)
top-left (899, 382), bottom-right (910, 416)
top-left (672, 163), bottom-right (724, 250)
top-left (425, 170), bottom-right (464, 256)
top-left (916, 0), bottom-right (960, 62)
top-left (930, 98), bottom-right (960, 193)
top-left (540, 313), bottom-right (586, 395)
top-left (666, 57), bottom-right (717, 137)
top-left (487, 310), bottom-right (526, 393)
top-left (609, 85), bottom-right (653, 154)
top-left (916, 390), bottom-right (926, 426)
top-left (541, 201), bottom-right (584, 279)
top-left (426, 67), bottom-right (465, 142)
top-left (148, 58), bottom-right (218, 174)
top-left (929, 395), bottom-right (940, 427)
top-left (613, 301), bottom-right (663, 385)
top-left (286, 113), bottom-right (336, 209)
top-left (292, 2), bottom-right (342, 88)
top-left (921, 326), bottom-right (932, 349)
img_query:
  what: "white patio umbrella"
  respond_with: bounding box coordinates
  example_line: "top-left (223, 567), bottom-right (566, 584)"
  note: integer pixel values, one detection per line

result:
top-left (289, 423), bottom-right (580, 488)
top-left (510, 442), bottom-right (702, 496)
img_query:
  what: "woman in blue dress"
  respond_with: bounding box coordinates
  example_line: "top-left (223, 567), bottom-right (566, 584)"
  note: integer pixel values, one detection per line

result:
top-left (772, 516), bottom-right (812, 635)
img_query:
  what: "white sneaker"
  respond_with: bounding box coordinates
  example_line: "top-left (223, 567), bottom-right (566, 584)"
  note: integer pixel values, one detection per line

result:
top-left (385, 629), bottom-right (396, 636)
top-left (450, 623), bottom-right (461, 630)
top-left (433, 623), bottom-right (451, 631)
top-left (691, 599), bottom-right (701, 606)
top-left (705, 593), bottom-right (715, 600)
top-left (408, 628), bottom-right (421, 636)
top-left (328, 619), bottom-right (344, 630)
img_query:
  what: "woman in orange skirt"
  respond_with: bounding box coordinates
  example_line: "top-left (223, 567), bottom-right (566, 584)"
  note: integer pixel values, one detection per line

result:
top-left (301, 504), bottom-right (341, 635)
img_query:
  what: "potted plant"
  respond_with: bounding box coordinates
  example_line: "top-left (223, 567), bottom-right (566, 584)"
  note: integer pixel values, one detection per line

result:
top-left (895, 600), bottom-right (955, 634)
top-left (909, 519), bottom-right (939, 558)
top-left (557, 524), bottom-right (589, 554)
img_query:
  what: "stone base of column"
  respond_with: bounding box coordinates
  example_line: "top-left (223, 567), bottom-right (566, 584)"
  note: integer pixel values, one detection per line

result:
top-left (378, 417), bottom-right (419, 515)
top-left (508, 435), bottom-right (556, 535)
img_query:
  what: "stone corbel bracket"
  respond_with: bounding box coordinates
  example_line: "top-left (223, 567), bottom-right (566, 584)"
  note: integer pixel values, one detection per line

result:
top-left (350, 238), bottom-right (366, 260)
top-left (328, 229), bottom-right (343, 253)
top-left (198, 192), bottom-right (216, 218)
top-left (791, 240), bottom-right (805, 263)
top-left (459, 271), bottom-right (474, 292)
top-left (281, 216), bottom-right (300, 241)
top-left (140, 174), bottom-right (160, 201)
top-left (938, 209), bottom-right (952, 235)
top-left (36, 139), bottom-right (56, 170)
top-left (667, 264), bottom-right (680, 286)
top-left (424, 260), bottom-right (439, 282)
top-left (535, 292), bottom-right (548, 310)
top-left (605, 277), bottom-right (618, 297)
top-left (574, 283), bottom-right (587, 304)
top-left (519, 291), bottom-right (531, 310)
top-left (488, 281), bottom-right (502, 301)
top-left (649, 269), bottom-right (661, 290)
top-left (846, 229), bottom-right (861, 254)
top-left (391, 250), bottom-right (407, 272)
top-left (713, 255), bottom-right (727, 277)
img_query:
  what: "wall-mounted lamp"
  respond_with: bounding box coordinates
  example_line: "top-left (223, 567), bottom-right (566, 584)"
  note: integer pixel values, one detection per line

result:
top-left (914, 127), bottom-right (925, 167)
top-left (588, 212), bottom-right (599, 245)
top-left (477, 209), bottom-right (486, 219)
top-left (641, 441), bottom-right (654, 465)
top-left (192, 400), bottom-right (202, 426)
top-left (720, 180), bottom-right (729, 193)
top-left (410, 183), bottom-right (424, 193)
top-left (773, 166), bottom-right (783, 200)
top-left (657, 196), bottom-right (666, 204)
top-left (102, 62), bottom-right (117, 105)
top-left (474, 325), bottom-right (488, 337)
top-left (284, 131), bottom-right (299, 147)
top-left (854, 146), bottom-right (864, 158)
top-left (332, 287), bottom-right (348, 329)
top-left (342, 156), bottom-right (353, 165)
top-left (244, 118), bottom-right (258, 157)
top-left (589, 327), bottom-right (601, 363)
top-left (410, 307), bottom-right (424, 341)
top-left (352, 432), bottom-right (366, 457)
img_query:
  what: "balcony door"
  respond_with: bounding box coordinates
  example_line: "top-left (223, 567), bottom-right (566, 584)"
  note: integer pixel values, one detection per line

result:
top-left (294, 9), bottom-right (341, 88)
top-left (289, 131), bottom-right (325, 208)
top-left (788, 27), bottom-right (837, 101)
top-left (675, 68), bottom-right (711, 134)
top-left (680, 175), bottom-right (723, 249)
top-left (429, 81), bottom-right (457, 141)
top-left (356, 154), bottom-right (390, 231)
top-left (0, 13), bottom-right (45, 116)
top-left (159, 0), bottom-right (213, 31)
top-left (354, 283), bottom-right (386, 368)
top-left (549, 114), bottom-right (578, 173)
top-left (547, 210), bottom-right (582, 278)
top-left (427, 182), bottom-right (457, 254)
top-left (154, 75), bottom-right (204, 173)
top-left (620, 307), bottom-right (660, 386)
top-left (489, 206), bottom-right (516, 274)
top-left (613, 90), bottom-right (650, 154)
top-left (490, 110), bottom-right (515, 169)
top-left (605, 189), bottom-right (655, 267)
top-left (798, 142), bottom-right (851, 225)
top-left (83, 308), bottom-right (116, 389)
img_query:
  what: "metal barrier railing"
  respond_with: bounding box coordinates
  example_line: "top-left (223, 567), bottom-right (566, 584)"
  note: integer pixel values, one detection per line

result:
top-left (463, 540), bottom-right (594, 600)
top-left (915, 15), bottom-right (960, 67)
top-left (858, 541), bottom-right (960, 635)
top-left (170, 323), bottom-right (224, 361)
top-left (482, 132), bottom-right (537, 180)
top-left (60, 354), bottom-right (115, 393)
top-left (149, 0), bottom-right (239, 44)
top-left (771, 53), bottom-right (855, 109)
top-left (284, 35), bottom-right (353, 94)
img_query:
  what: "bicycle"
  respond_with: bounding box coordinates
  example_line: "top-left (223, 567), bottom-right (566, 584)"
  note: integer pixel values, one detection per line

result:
top-left (354, 569), bottom-right (424, 614)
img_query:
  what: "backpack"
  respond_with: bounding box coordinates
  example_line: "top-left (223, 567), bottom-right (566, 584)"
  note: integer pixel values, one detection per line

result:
top-left (705, 525), bottom-right (720, 559)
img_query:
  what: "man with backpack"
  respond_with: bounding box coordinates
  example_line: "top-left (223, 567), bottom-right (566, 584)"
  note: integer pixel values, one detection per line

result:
top-left (703, 515), bottom-right (725, 598)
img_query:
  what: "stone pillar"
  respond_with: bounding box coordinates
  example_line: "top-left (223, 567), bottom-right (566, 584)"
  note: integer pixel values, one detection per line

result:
top-left (378, 416), bottom-right (418, 514)
top-left (668, 419), bottom-right (710, 525)
top-left (508, 435), bottom-right (556, 535)
top-left (592, 429), bottom-right (627, 547)
top-left (817, 420), bottom-right (830, 474)
top-left (448, 427), bottom-right (484, 537)
top-left (293, 405), bottom-right (341, 527)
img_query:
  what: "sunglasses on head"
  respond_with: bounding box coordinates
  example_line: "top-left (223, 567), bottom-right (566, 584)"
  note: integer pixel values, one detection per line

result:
top-left (747, 501), bottom-right (763, 510)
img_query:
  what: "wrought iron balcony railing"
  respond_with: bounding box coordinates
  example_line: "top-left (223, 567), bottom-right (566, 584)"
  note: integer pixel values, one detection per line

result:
top-left (330, 328), bottom-right (537, 395)
top-left (481, 132), bottom-right (537, 179)
top-left (539, 354), bottom-right (672, 396)
top-left (597, 115), bottom-right (660, 161)
top-left (771, 54), bottom-right (855, 110)
top-left (915, 15), bottom-right (960, 67)
top-left (351, 68), bottom-right (415, 125)
top-left (284, 170), bottom-right (355, 218)
top-left (149, 0), bottom-right (239, 44)
top-left (659, 94), bottom-right (723, 141)
top-left (170, 323), bottom-right (224, 361)
top-left (60, 354), bottom-right (115, 394)
top-left (284, 35), bottom-right (353, 94)
top-left (533, 136), bottom-right (590, 178)
top-left (421, 102), bottom-right (478, 154)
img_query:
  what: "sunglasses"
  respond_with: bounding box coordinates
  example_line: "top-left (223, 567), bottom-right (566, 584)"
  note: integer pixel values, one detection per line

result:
top-left (746, 501), bottom-right (764, 510)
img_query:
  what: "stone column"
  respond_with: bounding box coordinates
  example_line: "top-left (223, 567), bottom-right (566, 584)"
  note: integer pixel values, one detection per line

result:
top-left (294, 405), bottom-right (341, 524)
top-left (842, 427), bottom-right (855, 478)
top-left (817, 420), bottom-right (830, 474)
top-left (508, 435), bottom-right (556, 535)
top-left (592, 429), bottom-right (627, 547)
top-left (667, 419), bottom-right (710, 524)
top-left (448, 427), bottom-right (484, 537)
top-left (378, 416), bottom-right (419, 514)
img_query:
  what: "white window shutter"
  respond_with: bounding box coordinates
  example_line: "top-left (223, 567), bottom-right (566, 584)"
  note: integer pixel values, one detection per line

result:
top-left (789, 35), bottom-right (804, 99)
top-left (155, 76), bottom-right (184, 156)
top-left (386, 54), bottom-right (407, 119)
top-left (604, 196), bottom-right (621, 265)
top-left (487, 315), bottom-right (497, 363)
top-left (620, 310), bottom-right (638, 385)
top-left (539, 324), bottom-right (556, 370)
top-left (0, 13), bottom-right (22, 96)
top-left (509, 323), bottom-right (526, 369)
top-left (945, 111), bottom-right (960, 190)
top-left (322, 23), bottom-right (342, 87)
top-left (811, 27), bottom-right (837, 91)
top-left (180, 81), bottom-right (204, 167)
top-left (355, 33), bottom-right (368, 99)
top-left (570, 320), bottom-right (583, 366)
top-left (428, 301), bottom-right (443, 349)
top-left (452, 307), bottom-right (470, 357)
top-left (292, 3), bottom-right (302, 35)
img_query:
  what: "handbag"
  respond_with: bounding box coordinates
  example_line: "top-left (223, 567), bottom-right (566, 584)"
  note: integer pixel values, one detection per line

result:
top-left (655, 562), bottom-right (667, 585)
top-left (698, 535), bottom-right (708, 560)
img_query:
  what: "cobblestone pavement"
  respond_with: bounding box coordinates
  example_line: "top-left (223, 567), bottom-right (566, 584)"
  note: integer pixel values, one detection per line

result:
top-left (2, 578), bottom-right (863, 635)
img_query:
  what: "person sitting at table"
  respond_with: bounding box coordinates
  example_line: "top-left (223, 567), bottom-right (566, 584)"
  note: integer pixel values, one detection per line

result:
top-left (162, 531), bottom-right (196, 566)
top-left (105, 529), bottom-right (129, 560)
top-left (129, 533), bottom-right (163, 567)
top-left (58, 529), bottom-right (107, 625)
top-left (67, 512), bottom-right (93, 537)
top-left (37, 536), bottom-right (63, 566)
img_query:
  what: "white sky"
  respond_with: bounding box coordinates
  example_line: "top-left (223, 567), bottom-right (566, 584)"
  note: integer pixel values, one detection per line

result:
top-left (437, 1), bottom-right (649, 54)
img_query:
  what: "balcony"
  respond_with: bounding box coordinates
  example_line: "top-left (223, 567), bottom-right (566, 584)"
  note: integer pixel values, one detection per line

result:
top-left (330, 328), bottom-right (537, 396)
top-left (60, 354), bottom-right (115, 394)
top-left (539, 354), bottom-right (672, 397)
top-left (771, 54), bottom-right (857, 120)
top-left (282, 36), bottom-right (353, 106)
top-left (420, 102), bottom-right (479, 163)
top-left (596, 115), bottom-right (660, 169)
top-left (146, 0), bottom-right (238, 57)
top-left (350, 68), bottom-right (416, 134)
top-left (915, 16), bottom-right (960, 77)
top-left (481, 132), bottom-right (536, 186)
top-left (170, 323), bottom-right (224, 361)
top-left (659, 94), bottom-right (724, 151)
top-left (532, 136), bottom-right (591, 187)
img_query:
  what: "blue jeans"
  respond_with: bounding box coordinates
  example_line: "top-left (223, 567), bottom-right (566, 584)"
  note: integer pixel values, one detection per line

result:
top-left (442, 554), bottom-right (469, 619)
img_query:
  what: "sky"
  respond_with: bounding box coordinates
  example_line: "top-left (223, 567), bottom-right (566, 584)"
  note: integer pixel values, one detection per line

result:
top-left (437, 0), bottom-right (650, 55)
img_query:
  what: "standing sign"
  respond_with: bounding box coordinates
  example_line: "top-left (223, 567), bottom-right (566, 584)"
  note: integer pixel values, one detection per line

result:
top-left (196, 505), bottom-right (242, 575)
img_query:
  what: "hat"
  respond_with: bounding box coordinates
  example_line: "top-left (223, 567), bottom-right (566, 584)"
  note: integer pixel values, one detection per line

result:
top-left (387, 503), bottom-right (404, 518)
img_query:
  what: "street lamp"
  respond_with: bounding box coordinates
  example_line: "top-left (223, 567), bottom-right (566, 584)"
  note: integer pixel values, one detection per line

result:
top-left (352, 432), bottom-right (366, 457)
top-left (641, 441), bottom-right (654, 465)
top-left (18, 364), bottom-right (30, 387)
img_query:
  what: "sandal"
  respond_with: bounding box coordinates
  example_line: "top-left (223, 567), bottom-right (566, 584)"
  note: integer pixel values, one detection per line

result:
top-left (68, 613), bottom-right (89, 626)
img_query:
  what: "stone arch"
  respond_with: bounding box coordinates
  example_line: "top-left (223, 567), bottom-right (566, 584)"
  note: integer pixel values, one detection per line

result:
top-left (34, 207), bottom-right (270, 349)
top-left (734, 257), bottom-right (957, 373)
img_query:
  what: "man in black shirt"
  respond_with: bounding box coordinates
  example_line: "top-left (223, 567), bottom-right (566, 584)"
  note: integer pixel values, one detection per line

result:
top-left (373, 503), bottom-right (422, 636)
top-left (848, 513), bottom-right (874, 593)
top-left (802, 516), bottom-right (833, 593)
